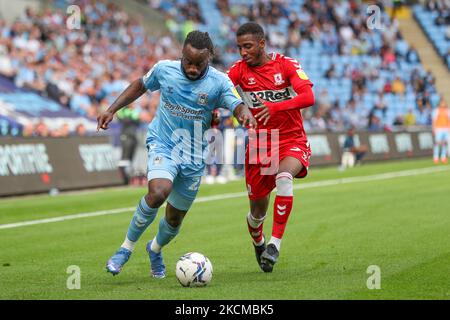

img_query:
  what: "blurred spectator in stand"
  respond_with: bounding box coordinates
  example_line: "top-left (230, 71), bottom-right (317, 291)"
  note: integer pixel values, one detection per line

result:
top-left (393, 115), bottom-right (404, 126)
top-left (391, 76), bottom-right (406, 95)
top-left (0, 44), bottom-right (15, 78)
top-left (340, 127), bottom-right (368, 170)
top-left (406, 45), bottom-right (420, 64)
top-left (21, 122), bottom-right (35, 137)
top-left (368, 113), bottom-right (383, 131)
top-left (51, 123), bottom-right (70, 137)
top-left (404, 108), bottom-right (417, 126)
top-left (75, 123), bottom-right (87, 136)
top-left (35, 120), bottom-right (50, 137)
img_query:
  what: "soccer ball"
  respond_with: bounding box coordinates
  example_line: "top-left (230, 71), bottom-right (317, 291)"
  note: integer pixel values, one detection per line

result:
top-left (175, 252), bottom-right (213, 287)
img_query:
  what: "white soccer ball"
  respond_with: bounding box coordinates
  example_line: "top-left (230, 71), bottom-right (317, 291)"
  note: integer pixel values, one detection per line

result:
top-left (175, 252), bottom-right (213, 287)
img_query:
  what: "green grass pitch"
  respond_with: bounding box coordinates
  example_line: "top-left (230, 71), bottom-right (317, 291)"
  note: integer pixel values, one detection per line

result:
top-left (0, 158), bottom-right (449, 299)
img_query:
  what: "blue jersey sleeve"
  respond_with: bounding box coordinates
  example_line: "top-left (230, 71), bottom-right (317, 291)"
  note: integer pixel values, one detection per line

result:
top-left (217, 75), bottom-right (243, 112)
top-left (142, 62), bottom-right (161, 91)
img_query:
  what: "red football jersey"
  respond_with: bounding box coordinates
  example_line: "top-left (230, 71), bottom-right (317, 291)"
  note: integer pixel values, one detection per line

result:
top-left (227, 53), bottom-right (313, 139)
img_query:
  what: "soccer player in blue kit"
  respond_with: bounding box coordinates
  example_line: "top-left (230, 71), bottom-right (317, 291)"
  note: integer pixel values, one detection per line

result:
top-left (97, 31), bottom-right (256, 278)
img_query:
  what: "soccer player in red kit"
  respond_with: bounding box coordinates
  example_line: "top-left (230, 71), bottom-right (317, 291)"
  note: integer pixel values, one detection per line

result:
top-left (227, 22), bottom-right (315, 272)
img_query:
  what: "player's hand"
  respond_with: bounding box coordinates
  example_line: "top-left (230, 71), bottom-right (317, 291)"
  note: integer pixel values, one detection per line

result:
top-left (254, 95), bottom-right (275, 126)
top-left (238, 109), bottom-right (257, 129)
top-left (97, 110), bottom-right (114, 131)
top-left (211, 109), bottom-right (220, 127)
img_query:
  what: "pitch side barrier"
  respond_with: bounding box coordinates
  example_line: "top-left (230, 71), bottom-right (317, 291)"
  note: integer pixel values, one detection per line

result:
top-left (127, 128), bottom-right (434, 176)
top-left (308, 129), bottom-right (433, 166)
top-left (0, 136), bottom-right (124, 197)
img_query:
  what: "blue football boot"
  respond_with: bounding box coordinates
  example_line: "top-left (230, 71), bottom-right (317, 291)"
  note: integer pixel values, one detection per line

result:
top-left (146, 240), bottom-right (166, 278)
top-left (106, 247), bottom-right (132, 276)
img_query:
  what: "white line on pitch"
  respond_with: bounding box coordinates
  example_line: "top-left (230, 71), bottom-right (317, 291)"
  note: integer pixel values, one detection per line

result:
top-left (0, 165), bottom-right (448, 230)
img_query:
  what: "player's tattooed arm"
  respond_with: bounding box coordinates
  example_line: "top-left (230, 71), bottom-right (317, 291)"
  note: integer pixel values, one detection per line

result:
top-left (97, 79), bottom-right (147, 131)
top-left (233, 103), bottom-right (257, 129)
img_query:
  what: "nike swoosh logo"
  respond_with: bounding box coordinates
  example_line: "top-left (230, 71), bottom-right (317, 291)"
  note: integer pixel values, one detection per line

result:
top-left (290, 147), bottom-right (301, 151)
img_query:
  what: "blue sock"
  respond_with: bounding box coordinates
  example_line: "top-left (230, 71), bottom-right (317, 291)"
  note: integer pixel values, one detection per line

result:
top-left (155, 217), bottom-right (180, 249)
top-left (126, 196), bottom-right (158, 242)
top-left (441, 145), bottom-right (447, 159)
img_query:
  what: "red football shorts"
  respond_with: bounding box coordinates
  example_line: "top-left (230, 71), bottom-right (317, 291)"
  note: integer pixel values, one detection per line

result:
top-left (245, 137), bottom-right (311, 200)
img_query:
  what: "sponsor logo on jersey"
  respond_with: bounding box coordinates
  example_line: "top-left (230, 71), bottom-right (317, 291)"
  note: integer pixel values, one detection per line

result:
top-left (197, 93), bottom-right (208, 106)
top-left (273, 73), bottom-right (285, 85)
top-left (244, 87), bottom-right (295, 108)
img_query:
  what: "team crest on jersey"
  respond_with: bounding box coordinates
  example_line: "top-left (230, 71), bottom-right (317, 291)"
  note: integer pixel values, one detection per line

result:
top-left (197, 93), bottom-right (208, 106)
top-left (248, 77), bottom-right (256, 85)
top-left (273, 73), bottom-right (285, 85)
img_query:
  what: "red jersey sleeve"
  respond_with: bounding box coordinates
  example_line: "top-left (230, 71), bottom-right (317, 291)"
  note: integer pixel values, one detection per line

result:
top-left (262, 56), bottom-right (314, 113)
top-left (227, 61), bottom-right (241, 86)
top-left (282, 56), bottom-right (313, 93)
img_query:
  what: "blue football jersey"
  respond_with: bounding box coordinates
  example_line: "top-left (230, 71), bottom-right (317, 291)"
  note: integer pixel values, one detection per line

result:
top-left (142, 60), bottom-right (242, 176)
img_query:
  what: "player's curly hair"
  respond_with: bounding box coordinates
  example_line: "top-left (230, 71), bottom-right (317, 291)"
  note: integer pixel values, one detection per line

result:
top-left (236, 22), bottom-right (265, 40)
top-left (183, 31), bottom-right (215, 56)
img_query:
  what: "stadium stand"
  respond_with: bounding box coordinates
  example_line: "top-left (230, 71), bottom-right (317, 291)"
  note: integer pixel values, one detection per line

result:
top-left (413, 1), bottom-right (450, 70)
top-left (0, 73), bottom-right (94, 136)
top-left (0, 0), bottom-right (446, 185)
top-left (0, 0), bottom-right (179, 137)
top-left (152, 0), bottom-right (443, 132)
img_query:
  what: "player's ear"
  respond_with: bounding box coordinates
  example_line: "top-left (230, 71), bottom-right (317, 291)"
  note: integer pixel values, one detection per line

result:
top-left (258, 37), bottom-right (265, 49)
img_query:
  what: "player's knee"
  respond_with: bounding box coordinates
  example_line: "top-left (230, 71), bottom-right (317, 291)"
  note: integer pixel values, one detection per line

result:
top-left (146, 187), bottom-right (170, 208)
top-left (276, 172), bottom-right (293, 196)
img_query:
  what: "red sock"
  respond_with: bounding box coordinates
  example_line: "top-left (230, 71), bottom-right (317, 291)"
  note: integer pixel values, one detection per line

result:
top-left (247, 214), bottom-right (264, 245)
top-left (272, 195), bottom-right (293, 239)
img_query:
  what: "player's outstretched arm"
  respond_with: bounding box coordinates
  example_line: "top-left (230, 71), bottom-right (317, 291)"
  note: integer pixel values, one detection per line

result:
top-left (97, 79), bottom-right (147, 131)
top-left (233, 103), bottom-right (257, 129)
top-left (255, 85), bottom-right (315, 125)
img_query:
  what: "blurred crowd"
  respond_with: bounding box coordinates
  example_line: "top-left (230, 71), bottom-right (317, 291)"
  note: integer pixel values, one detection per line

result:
top-left (0, 0), bottom-right (445, 183)
top-left (0, 0), bottom-right (443, 139)
top-left (424, 0), bottom-right (450, 68)
top-left (154, 0), bottom-right (442, 132)
top-left (0, 0), bottom-right (180, 137)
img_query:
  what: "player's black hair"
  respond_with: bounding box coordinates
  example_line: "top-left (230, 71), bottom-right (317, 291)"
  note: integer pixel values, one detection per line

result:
top-left (236, 22), bottom-right (265, 40)
top-left (183, 30), bottom-right (215, 56)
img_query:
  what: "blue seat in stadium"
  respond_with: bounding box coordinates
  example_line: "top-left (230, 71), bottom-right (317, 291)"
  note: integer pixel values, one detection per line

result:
top-left (431, 93), bottom-right (441, 108)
